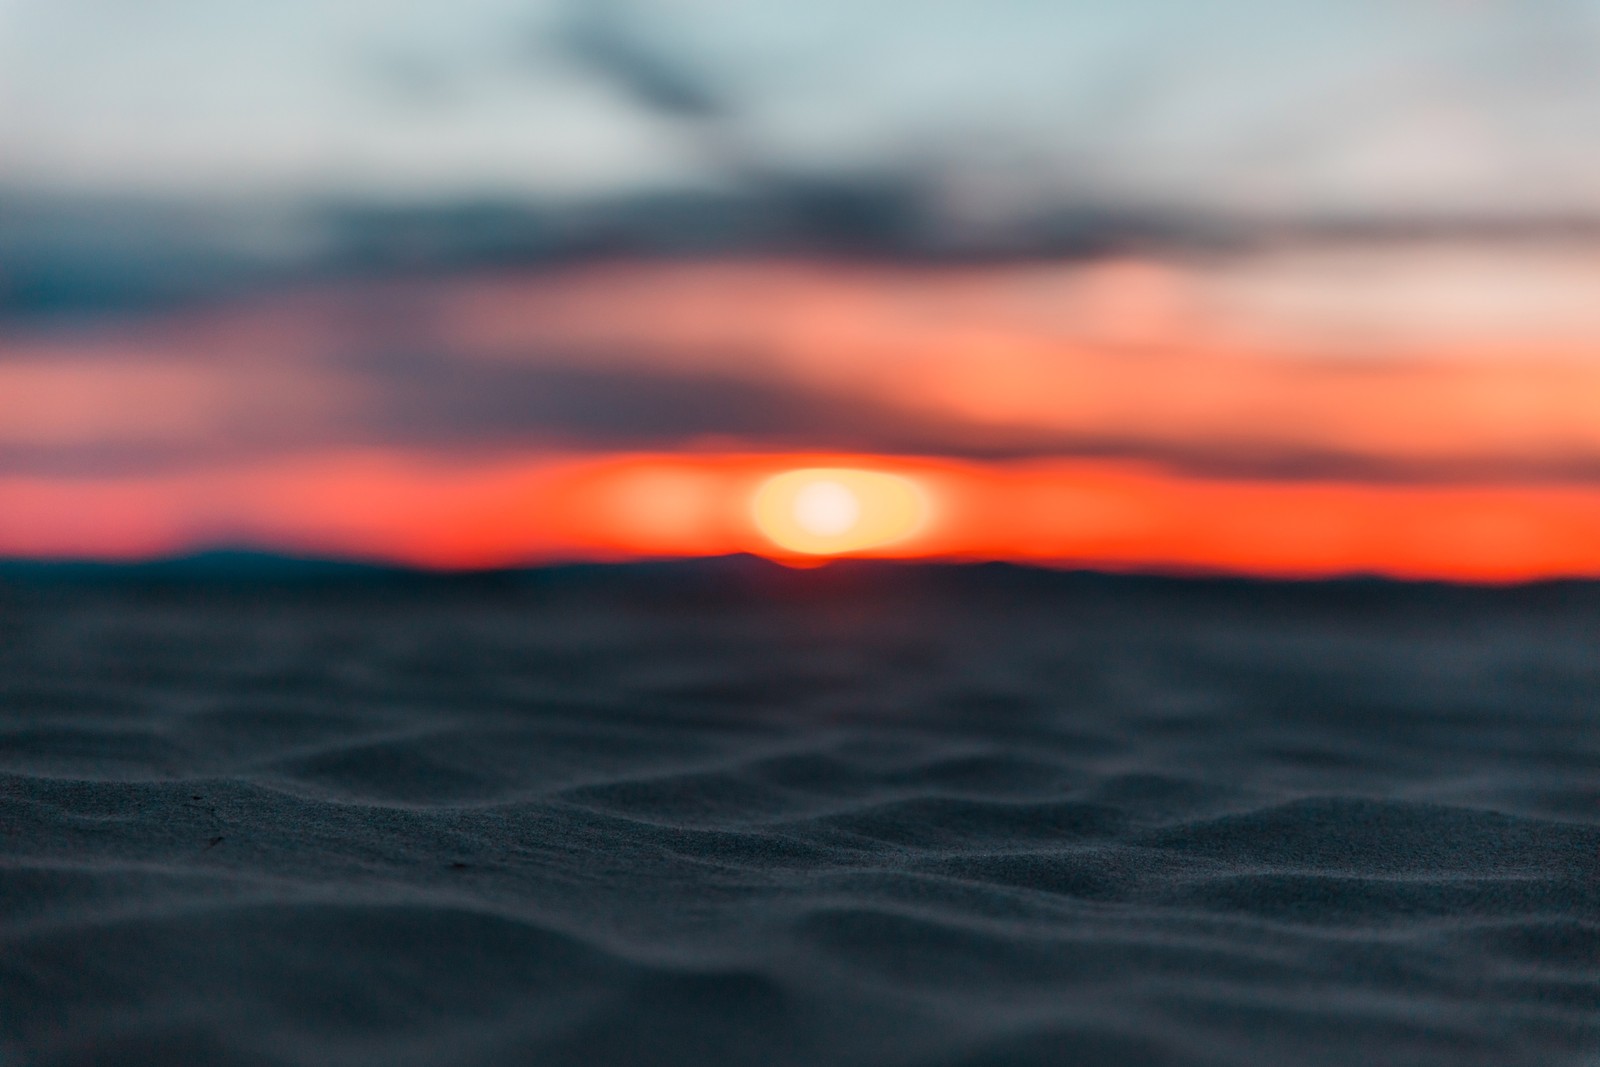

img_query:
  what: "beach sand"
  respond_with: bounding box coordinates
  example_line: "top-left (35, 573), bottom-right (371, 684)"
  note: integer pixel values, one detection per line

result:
top-left (1, 561), bottom-right (1596, 1066)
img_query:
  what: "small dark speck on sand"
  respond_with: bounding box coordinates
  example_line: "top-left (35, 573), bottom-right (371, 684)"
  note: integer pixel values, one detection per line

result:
top-left (204, 836), bottom-right (224, 850)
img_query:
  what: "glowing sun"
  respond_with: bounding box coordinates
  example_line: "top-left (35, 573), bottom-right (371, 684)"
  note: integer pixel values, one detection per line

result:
top-left (752, 468), bottom-right (929, 555)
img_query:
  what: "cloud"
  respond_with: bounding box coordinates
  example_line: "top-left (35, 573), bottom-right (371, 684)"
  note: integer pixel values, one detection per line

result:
top-left (7, 251), bottom-right (1600, 488)
top-left (552, 0), bottom-right (729, 122)
top-left (9, 342), bottom-right (1600, 489)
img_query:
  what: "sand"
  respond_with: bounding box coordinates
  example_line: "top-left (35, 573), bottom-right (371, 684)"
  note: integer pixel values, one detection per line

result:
top-left (1, 560), bottom-right (1596, 1066)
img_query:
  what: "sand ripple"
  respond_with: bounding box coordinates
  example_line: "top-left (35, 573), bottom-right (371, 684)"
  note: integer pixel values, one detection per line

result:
top-left (1, 566), bottom-right (1596, 1065)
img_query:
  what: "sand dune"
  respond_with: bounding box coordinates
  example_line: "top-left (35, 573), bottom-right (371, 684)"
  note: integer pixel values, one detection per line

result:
top-left (1, 563), bottom-right (1596, 1066)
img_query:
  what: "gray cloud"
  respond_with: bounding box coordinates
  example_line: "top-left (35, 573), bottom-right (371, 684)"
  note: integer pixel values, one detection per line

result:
top-left (552, 0), bottom-right (729, 122)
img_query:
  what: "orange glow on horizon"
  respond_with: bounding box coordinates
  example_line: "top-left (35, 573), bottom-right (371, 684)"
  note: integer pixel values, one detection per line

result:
top-left (5, 450), bottom-right (1600, 583)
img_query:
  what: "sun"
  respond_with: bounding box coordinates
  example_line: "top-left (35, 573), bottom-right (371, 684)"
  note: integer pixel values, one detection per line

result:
top-left (752, 468), bottom-right (929, 556)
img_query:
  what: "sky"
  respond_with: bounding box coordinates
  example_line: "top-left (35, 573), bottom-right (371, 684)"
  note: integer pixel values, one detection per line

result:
top-left (4, 1), bottom-right (1600, 579)
top-left (3, 0), bottom-right (1600, 215)
top-left (7, 248), bottom-right (1600, 580)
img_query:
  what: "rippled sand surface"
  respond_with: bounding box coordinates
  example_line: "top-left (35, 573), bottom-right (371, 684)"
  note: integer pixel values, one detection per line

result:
top-left (1, 562), bottom-right (1596, 1066)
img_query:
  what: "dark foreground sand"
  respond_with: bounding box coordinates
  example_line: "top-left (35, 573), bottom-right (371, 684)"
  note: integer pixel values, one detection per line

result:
top-left (1, 560), bottom-right (1596, 1066)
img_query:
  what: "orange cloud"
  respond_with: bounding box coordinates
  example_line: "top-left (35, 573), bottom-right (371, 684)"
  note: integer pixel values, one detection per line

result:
top-left (6, 250), bottom-right (1600, 479)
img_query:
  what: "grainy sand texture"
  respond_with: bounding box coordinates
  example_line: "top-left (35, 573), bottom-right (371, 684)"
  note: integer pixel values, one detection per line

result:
top-left (1, 562), bottom-right (1596, 1066)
